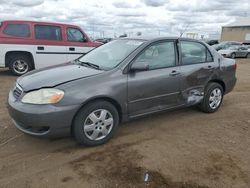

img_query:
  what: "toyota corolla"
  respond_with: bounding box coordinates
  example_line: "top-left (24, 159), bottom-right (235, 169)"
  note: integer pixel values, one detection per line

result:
top-left (8, 37), bottom-right (236, 146)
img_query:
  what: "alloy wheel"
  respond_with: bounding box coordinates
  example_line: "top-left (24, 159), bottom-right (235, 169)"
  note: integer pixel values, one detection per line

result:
top-left (209, 88), bottom-right (222, 109)
top-left (83, 109), bottom-right (114, 141)
top-left (13, 60), bottom-right (29, 74)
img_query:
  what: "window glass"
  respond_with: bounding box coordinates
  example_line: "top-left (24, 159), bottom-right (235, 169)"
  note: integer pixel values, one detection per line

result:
top-left (207, 49), bottom-right (213, 62)
top-left (180, 41), bottom-right (212, 65)
top-left (67, 28), bottom-right (86, 42)
top-left (35, 25), bottom-right (62, 40)
top-left (4, 24), bottom-right (30, 37)
top-left (134, 42), bottom-right (176, 70)
top-left (239, 46), bottom-right (247, 50)
top-left (78, 40), bottom-right (144, 70)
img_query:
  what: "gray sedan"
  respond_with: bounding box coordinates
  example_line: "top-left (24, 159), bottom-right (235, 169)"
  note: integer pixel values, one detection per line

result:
top-left (8, 37), bottom-right (237, 146)
top-left (218, 46), bottom-right (250, 58)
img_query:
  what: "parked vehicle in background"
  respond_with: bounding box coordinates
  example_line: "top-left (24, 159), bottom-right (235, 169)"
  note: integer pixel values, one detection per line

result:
top-left (0, 20), bottom-right (102, 75)
top-left (8, 37), bottom-right (237, 146)
top-left (218, 45), bottom-right (250, 58)
top-left (95, 38), bottom-right (113, 44)
top-left (205, 39), bottom-right (219, 46)
top-left (212, 41), bottom-right (242, 51)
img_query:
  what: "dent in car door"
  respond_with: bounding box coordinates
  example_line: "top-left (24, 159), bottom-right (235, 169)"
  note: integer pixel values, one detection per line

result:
top-left (66, 27), bottom-right (95, 61)
top-left (127, 41), bottom-right (182, 117)
top-left (179, 40), bottom-right (217, 105)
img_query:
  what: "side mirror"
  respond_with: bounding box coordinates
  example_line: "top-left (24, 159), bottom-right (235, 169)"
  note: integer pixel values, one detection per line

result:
top-left (130, 62), bottom-right (149, 72)
top-left (80, 37), bottom-right (88, 42)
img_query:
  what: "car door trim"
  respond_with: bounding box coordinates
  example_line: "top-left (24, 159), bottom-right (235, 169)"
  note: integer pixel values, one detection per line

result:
top-left (129, 91), bottom-right (180, 104)
top-left (36, 51), bottom-right (85, 55)
top-left (129, 103), bottom-right (186, 119)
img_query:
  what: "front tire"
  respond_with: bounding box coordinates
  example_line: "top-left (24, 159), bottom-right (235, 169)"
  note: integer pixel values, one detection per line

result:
top-left (231, 53), bottom-right (236, 59)
top-left (9, 54), bottom-right (33, 76)
top-left (199, 83), bottom-right (224, 113)
top-left (73, 100), bottom-right (119, 146)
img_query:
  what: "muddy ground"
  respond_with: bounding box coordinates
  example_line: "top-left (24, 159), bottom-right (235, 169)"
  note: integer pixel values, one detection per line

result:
top-left (0, 59), bottom-right (249, 188)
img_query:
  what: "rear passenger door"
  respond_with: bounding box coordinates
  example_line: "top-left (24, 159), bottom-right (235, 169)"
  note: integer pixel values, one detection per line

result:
top-left (66, 27), bottom-right (95, 61)
top-left (34, 25), bottom-right (67, 69)
top-left (179, 40), bottom-right (217, 105)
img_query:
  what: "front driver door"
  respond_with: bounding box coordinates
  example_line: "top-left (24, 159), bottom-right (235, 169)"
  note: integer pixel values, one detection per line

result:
top-left (127, 40), bottom-right (182, 117)
top-left (66, 27), bottom-right (95, 61)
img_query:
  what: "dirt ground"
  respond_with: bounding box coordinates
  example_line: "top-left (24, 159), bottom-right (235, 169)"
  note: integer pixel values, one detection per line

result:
top-left (0, 59), bottom-right (249, 188)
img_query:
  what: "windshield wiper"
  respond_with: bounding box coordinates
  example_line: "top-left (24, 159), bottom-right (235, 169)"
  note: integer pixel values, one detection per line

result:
top-left (77, 60), bottom-right (101, 70)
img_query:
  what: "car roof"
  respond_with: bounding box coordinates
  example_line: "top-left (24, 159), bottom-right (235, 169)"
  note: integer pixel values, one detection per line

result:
top-left (117, 36), bottom-right (204, 43)
top-left (1, 20), bottom-right (78, 28)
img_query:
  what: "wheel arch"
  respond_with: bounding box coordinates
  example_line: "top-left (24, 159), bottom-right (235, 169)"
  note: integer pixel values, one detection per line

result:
top-left (208, 79), bottom-right (226, 92)
top-left (5, 51), bottom-right (35, 69)
top-left (70, 96), bottom-right (123, 135)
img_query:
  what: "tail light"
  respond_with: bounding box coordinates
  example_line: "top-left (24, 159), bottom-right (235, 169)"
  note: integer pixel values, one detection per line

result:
top-left (234, 63), bottom-right (237, 70)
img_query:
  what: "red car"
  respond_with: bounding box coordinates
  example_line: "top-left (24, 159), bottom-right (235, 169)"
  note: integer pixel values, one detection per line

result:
top-left (0, 20), bottom-right (102, 75)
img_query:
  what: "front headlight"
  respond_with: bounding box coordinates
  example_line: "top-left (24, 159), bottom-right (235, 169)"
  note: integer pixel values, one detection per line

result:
top-left (21, 88), bottom-right (64, 104)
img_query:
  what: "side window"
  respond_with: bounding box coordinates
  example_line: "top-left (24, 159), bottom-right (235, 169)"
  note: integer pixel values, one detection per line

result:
top-left (240, 46), bottom-right (247, 50)
top-left (134, 42), bottom-right (176, 70)
top-left (206, 49), bottom-right (213, 62)
top-left (35, 25), bottom-right (62, 40)
top-left (180, 41), bottom-right (213, 65)
top-left (67, 28), bottom-right (86, 42)
top-left (3, 24), bottom-right (30, 37)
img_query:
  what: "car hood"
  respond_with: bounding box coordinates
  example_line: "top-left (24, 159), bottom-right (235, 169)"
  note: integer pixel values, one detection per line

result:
top-left (17, 62), bottom-right (104, 92)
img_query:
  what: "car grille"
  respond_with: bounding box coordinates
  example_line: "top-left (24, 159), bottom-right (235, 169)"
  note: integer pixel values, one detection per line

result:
top-left (13, 84), bottom-right (23, 99)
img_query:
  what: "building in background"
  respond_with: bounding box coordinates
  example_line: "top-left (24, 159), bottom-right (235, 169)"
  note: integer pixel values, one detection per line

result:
top-left (221, 18), bottom-right (250, 44)
top-left (186, 32), bottom-right (198, 39)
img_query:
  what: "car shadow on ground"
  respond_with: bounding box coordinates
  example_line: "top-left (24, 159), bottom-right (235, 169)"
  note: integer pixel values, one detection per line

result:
top-left (0, 68), bottom-right (17, 77)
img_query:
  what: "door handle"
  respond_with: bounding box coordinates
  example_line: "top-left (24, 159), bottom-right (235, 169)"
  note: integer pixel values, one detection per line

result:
top-left (37, 46), bottom-right (44, 50)
top-left (169, 70), bottom-right (180, 76)
top-left (205, 65), bottom-right (214, 71)
top-left (69, 47), bottom-right (75, 51)
top-left (207, 65), bottom-right (213, 69)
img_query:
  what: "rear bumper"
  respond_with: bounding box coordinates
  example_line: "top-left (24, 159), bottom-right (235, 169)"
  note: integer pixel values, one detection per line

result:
top-left (8, 91), bottom-right (80, 138)
top-left (225, 77), bottom-right (237, 94)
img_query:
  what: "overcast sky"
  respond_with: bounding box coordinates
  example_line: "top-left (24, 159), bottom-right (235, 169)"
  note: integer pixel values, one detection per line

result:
top-left (0, 0), bottom-right (249, 38)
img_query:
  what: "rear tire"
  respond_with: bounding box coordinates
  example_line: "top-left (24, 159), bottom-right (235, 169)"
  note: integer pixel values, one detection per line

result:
top-left (199, 83), bottom-right (224, 113)
top-left (9, 54), bottom-right (33, 76)
top-left (73, 100), bottom-right (119, 146)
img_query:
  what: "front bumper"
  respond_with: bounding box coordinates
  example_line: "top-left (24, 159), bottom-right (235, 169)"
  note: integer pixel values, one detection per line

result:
top-left (221, 54), bottom-right (231, 58)
top-left (8, 91), bottom-right (80, 138)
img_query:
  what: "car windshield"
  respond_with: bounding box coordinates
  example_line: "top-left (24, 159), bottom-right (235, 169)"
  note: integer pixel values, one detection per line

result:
top-left (77, 39), bottom-right (144, 70)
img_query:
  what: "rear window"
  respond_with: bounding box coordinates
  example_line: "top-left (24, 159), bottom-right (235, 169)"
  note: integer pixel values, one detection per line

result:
top-left (180, 41), bottom-right (213, 65)
top-left (3, 24), bottom-right (30, 37)
top-left (35, 25), bottom-right (62, 41)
